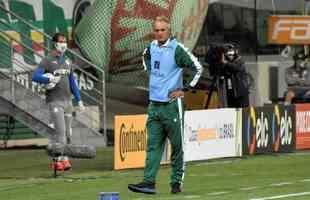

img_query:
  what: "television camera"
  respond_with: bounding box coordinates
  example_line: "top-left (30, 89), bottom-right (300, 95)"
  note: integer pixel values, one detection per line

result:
top-left (205, 43), bottom-right (238, 76)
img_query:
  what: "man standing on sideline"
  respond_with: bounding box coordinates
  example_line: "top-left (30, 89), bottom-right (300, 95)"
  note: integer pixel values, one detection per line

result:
top-left (32, 33), bottom-right (85, 171)
top-left (128, 16), bottom-right (204, 194)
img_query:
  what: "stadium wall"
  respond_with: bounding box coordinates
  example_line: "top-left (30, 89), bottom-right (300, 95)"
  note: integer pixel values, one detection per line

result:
top-left (114, 108), bottom-right (243, 170)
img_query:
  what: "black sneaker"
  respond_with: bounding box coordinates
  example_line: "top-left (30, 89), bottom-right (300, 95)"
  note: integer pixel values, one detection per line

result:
top-left (128, 182), bottom-right (156, 194)
top-left (171, 182), bottom-right (182, 194)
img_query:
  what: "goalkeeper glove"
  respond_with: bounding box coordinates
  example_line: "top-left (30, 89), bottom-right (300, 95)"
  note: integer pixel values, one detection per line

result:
top-left (77, 101), bottom-right (85, 112)
top-left (49, 75), bottom-right (61, 84)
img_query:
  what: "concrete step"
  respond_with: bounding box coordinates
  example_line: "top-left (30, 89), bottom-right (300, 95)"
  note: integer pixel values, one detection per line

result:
top-left (0, 71), bottom-right (107, 147)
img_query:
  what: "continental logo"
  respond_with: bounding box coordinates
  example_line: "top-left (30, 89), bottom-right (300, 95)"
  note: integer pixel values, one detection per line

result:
top-left (119, 123), bottom-right (147, 161)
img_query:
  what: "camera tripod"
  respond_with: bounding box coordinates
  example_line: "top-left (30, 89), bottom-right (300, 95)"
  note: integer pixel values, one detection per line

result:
top-left (205, 74), bottom-right (228, 109)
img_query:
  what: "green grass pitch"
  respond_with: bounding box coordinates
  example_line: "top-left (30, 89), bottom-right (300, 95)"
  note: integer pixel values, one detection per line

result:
top-left (0, 147), bottom-right (310, 200)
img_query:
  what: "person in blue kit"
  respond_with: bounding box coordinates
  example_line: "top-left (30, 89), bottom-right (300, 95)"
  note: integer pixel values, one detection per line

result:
top-left (32, 33), bottom-right (85, 171)
top-left (128, 16), bottom-right (204, 194)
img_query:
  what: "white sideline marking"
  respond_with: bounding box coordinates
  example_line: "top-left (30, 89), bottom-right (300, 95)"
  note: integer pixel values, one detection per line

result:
top-left (269, 182), bottom-right (292, 186)
top-left (208, 191), bottom-right (230, 196)
top-left (188, 173), bottom-right (221, 177)
top-left (240, 186), bottom-right (258, 191)
top-left (300, 179), bottom-right (310, 182)
top-left (250, 191), bottom-right (310, 200)
top-left (133, 195), bottom-right (201, 200)
top-left (183, 195), bottom-right (201, 199)
top-left (231, 173), bottom-right (243, 176)
top-left (196, 160), bottom-right (234, 166)
top-left (188, 172), bottom-right (242, 177)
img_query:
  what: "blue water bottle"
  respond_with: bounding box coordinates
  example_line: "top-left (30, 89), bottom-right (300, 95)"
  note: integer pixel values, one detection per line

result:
top-left (99, 192), bottom-right (119, 200)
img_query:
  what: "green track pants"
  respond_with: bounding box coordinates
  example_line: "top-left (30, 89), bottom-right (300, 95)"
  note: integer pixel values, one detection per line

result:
top-left (143, 98), bottom-right (185, 186)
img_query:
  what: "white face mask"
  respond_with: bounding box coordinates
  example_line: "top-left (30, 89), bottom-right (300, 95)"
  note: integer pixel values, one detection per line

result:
top-left (226, 50), bottom-right (235, 61)
top-left (55, 42), bottom-right (67, 53)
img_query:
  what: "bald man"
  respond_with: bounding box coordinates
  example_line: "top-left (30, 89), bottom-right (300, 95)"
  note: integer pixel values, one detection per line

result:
top-left (128, 16), bottom-right (204, 194)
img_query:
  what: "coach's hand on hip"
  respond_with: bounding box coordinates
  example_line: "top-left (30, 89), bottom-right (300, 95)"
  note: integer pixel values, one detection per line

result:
top-left (169, 90), bottom-right (184, 99)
